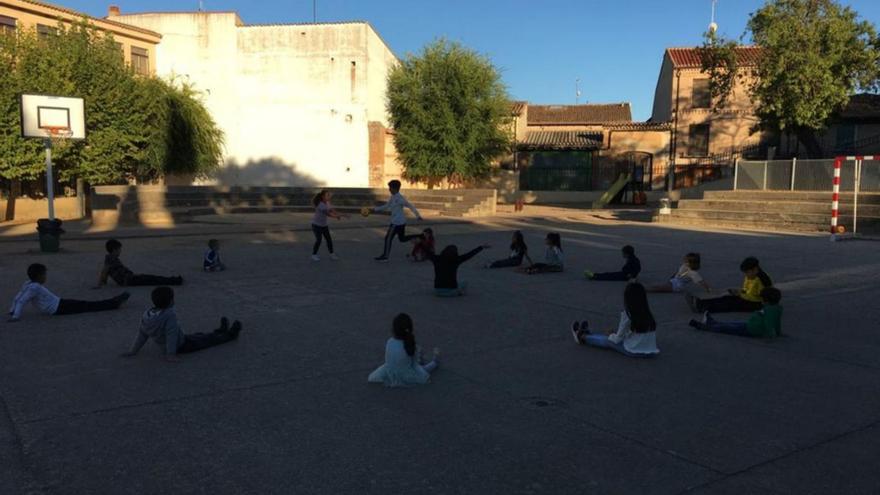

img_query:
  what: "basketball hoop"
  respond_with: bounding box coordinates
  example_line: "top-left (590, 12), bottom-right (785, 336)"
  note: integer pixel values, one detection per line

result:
top-left (41, 126), bottom-right (74, 145)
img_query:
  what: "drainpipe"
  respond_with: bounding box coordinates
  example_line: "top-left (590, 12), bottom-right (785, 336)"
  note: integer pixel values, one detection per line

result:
top-left (668, 69), bottom-right (682, 194)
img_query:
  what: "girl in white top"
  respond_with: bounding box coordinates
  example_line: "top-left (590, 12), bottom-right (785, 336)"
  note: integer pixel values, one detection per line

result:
top-left (525, 232), bottom-right (564, 274)
top-left (368, 313), bottom-right (440, 387)
top-left (648, 252), bottom-right (711, 293)
top-left (570, 282), bottom-right (659, 357)
top-left (311, 190), bottom-right (345, 262)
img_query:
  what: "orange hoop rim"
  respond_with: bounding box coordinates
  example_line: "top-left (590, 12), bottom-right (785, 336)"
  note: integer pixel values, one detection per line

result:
top-left (41, 126), bottom-right (73, 138)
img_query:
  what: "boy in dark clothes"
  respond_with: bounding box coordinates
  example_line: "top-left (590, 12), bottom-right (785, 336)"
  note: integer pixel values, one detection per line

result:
top-left (689, 287), bottom-right (783, 338)
top-left (585, 245), bottom-right (641, 281)
top-left (121, 287), bottom-right (242, 362)
top-left (97, 239), bottom-right (183, 288)
top-left (429, 244), bottom-right (490, 297)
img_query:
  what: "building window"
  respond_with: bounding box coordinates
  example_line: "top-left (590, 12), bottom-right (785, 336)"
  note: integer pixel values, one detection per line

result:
top-left (692, 78), bottom-right (711, 109)
top-left (131, 46), bottom-right (150, 75)
top-left (688, 124), bottom-right (710, 157)
top-left (0, 15), bottom-right (16, 35)
top-left (37, 24), bottom-right (58, 38)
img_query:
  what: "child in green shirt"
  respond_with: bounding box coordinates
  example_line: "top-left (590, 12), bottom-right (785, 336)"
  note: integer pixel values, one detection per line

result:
top-left (689, 288), bottom-right (782, 338)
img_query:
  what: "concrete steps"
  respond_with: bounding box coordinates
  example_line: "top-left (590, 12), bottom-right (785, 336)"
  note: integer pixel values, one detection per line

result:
top-left (91, 186), bottom-right (496, 226)
top-left (656, 190), bottom-right (880, 233)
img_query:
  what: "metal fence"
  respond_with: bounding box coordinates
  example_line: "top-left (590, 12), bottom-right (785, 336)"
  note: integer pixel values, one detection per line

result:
top-left (734, 159), bottom-right (880, 192)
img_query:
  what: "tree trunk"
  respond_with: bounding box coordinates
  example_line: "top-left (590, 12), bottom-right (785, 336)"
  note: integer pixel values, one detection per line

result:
top-left (795, 127), bottom-right (824, 159)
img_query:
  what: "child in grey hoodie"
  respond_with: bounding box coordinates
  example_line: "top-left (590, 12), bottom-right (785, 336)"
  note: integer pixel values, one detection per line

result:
top-left (121, 287), bottom-right (242, 362)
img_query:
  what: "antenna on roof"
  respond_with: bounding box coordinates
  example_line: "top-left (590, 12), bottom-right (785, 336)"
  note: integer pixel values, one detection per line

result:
top-left (575, 78), bottom-right (582, 105)
top-left (313, 0), bottom-right (317, 23)
top-left (198, 0), bottom-right (204, 12)
top-left (708, 0), bottom-right (718, 33)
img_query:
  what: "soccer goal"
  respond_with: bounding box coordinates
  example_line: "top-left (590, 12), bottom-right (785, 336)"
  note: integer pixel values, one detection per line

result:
top-left (830, 156), bottom-right (880, 240)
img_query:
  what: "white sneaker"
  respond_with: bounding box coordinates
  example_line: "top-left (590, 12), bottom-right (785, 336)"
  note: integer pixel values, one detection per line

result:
top-left (330, 254), bottom-right (340, 261)
top-left (311, 255), bottom-right (320, 262)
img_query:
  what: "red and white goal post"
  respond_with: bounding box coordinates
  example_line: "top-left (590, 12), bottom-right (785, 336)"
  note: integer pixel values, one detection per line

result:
top-left (830, 155), bottom-right (876, 239)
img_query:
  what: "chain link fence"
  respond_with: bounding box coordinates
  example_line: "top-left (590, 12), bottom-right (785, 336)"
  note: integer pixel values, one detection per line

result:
top-left (733, 159), bottom-right (880, 191)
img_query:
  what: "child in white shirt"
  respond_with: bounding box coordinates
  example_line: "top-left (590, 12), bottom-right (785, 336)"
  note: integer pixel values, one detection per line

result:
top-left (368, 313), bottom-right (440, 387)
top-left (570, 283), bottom-right (659, 357)
top-left (648, 253), bottom-right (711, 293)
top-left (373, 180), bottom-right (423, 262)
top-left (8, 264), bottom-right (129, 322)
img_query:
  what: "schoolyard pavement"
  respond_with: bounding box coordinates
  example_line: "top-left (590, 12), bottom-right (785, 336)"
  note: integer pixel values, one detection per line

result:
top-left (1, 209), bottom-right (879, 494)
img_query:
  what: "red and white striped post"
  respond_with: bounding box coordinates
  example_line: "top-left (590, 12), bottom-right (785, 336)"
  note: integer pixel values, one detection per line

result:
top-left (830, 157), bottom-right (842, 234)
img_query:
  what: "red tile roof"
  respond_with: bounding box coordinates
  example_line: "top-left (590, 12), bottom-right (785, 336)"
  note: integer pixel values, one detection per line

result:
top-left (666, 46), bottom-right (762, 68)
top-left (518, 131), bottom-right (603, 151)
top-left (13, 0), bottom-right (162, 38)
top-left (511, 101), bottom-right (527, 116)
top-left (527, 104), bottom-right (631, 125)
top-left (839, 93), bottom-right (880, 121)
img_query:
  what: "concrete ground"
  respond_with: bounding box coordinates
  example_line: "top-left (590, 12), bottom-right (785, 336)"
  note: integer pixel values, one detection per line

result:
top-left (1, 209), bottom-right (879, 494)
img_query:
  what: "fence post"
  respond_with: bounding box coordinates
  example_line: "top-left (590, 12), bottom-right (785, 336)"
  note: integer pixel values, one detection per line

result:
top-left (762, 161), bottom-right (768, 190)
top-left (733, 158), bottom-right (739, 190)
top-left (790, 157), bottom-right (797, 191)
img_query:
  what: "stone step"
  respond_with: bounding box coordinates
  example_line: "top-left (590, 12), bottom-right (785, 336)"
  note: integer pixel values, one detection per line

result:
top-left (704, 190), bottom-right (880, 204)
top-left (676, 200), bottom-right (880, 215)
top-left (660, 209), bottom-right (880, 228)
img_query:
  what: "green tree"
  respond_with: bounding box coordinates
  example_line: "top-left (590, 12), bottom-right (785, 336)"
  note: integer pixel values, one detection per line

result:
top-left (387, 39), bottom-right (512, 186)
top-left (701, 0), bottom-right (880, 157)
top-left (0, 21), bottom-right (224, 187)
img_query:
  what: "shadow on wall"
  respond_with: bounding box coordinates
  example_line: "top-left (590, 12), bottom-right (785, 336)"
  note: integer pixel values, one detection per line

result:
top-left (212, 158), bottom-right (322, 187)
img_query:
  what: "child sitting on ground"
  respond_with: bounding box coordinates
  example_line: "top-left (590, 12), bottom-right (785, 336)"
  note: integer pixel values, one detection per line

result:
top-left (570, 282), bottom-right (659, 357)
top-left (368, 313), bottom-right (440, 387)
top-left (686, 257), bottom-right (771, 314)
top-left (585, 245), bottom-right (641, 281)
top-left (689, 287), bottom-right (783, 338)
top-left (429, 243), bottom-right (490, 296)
top-left (485, 230), bottom-right (532, 268)
top-left (525, 233), bottom-right (564, 274)
top-left (97, 239), bottom-right (183, 288)
top-left (121, 287), bottom-right (242, 362)
top-left (408, 228), bottom-right (435, 262)
top-left (647, 252), bottom-right (710, 293)
top-left (204, 239), bottom-right (226, 272)
top-left (8, 263), bottom-right (130, 322)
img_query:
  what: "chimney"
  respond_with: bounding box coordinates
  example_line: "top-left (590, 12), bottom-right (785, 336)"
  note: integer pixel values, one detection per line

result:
top-left (108, 5), bottom-right (121, 17)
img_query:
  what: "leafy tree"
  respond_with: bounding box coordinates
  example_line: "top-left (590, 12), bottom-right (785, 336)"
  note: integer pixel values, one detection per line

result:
top-left (701, 0), bottom-right (880, 157)
top-left (387, 39), bottom-right (512, 186)
top-left (0, 21), bottom-right (224, 188)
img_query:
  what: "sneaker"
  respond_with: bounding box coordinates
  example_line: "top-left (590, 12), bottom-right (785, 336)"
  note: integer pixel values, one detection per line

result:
top-left (584, 270), bottom-right (594, 280)
top-left (374, 256), bottom-right (389, 263)
top-left (329, 253), bottom-right (340, 261)
top-left (570, 321), bottom-right (583, 344)
top-left (579, 321), bottom-right (591, 334)
top-left (114, 291), bottom-right (131, 307)
top-left (229, 320), bottom-right (243, 339)
top-left (311, 255), bottom-right (321, 262)
top-left (685, 292), bottom-right (699, 313)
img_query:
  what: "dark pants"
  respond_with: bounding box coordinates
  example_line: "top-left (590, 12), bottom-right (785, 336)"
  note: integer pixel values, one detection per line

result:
top-left (312, 224), bottom-right (334, 254)
top-left (697, 295), bottom-right (762, 313)
top-left (527, 263), bottom-right (563, 274)
top-left (704, 320), bottom-right (750, 336)
top-left (591, 271), bottom-right (631, 281)
top-left (178, 330), bottom-right (237, 354)
top-left (54, 298), bottom-right (120, 315)
top-left (488, 256), bottom-right (524, 269)
top-left (125, 274), bottom-right (181, 286)
top-left (381, 224), bottom-right (421, 257)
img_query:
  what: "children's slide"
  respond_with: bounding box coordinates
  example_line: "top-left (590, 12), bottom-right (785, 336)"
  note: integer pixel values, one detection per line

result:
top-left (592, 173), bottom-right (632, 209)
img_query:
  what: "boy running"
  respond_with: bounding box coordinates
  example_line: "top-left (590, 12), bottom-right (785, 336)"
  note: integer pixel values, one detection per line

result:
top-left (373, 180), bottom-right (423, 262)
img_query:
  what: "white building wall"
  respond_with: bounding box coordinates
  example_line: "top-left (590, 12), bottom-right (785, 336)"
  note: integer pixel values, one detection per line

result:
top-left (109, 12), bottom-right (397, 187)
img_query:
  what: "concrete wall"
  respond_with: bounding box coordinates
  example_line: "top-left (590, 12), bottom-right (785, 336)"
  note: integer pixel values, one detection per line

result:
top-left (0, 0), bottom-right (159, 73)
top-left (1, 197), bottom-right (82, 223)
top-left (651, 57), bottom-right (674, 122)
top-left (110, 12), bottom-right (398, 188)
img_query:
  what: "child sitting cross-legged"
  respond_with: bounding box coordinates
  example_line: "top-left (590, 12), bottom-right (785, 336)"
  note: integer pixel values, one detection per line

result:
top-left (689, 287), bottom-right (783, 338)
top-left (524, 232), bottom-right (564, 274)
top-left (121, 287), bottom-right (242, 362)
top-left (570, 282), bottom-right (660, 358)
top-left (485, 230), bottom-right (532, 269)
top-left (204, 239), bottom-right (226, 272)
top-left (368, 313), bottom-right (440, 387)
top-left (429, 243), bottom-right (490, 297)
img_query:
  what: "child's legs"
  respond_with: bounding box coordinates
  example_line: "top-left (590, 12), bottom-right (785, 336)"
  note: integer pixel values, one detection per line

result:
top-left (591, 271), bottom-right (629, 281)
top-left (706, 320), bottom-right (751, 336)
top-left (54, 297), bottom-right (120, 315)
top-left (422, 360), bottom-right (438, 373)
top-left (700, 295), bottom-right (761, 313)
top-left (322, 227), bottom-right (334, 253)
top-left (177, 329), bottom-right (236, 354)
top-left (434, 287), bottom-right (463, 297)
top-left (311, 225), bottom-right (323, 255)
top-left (381, 225), bottom-right (400, 256)
top-left (489, 256), bottom-right (523, 268)
top-left (396, 225), bottom-right (421, 243)
top-left (582, 334), bottom-right (641, 357)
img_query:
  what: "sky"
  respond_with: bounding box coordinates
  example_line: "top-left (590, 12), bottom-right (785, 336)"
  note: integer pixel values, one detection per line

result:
top-left (64, 0), bottom-right (880, 121)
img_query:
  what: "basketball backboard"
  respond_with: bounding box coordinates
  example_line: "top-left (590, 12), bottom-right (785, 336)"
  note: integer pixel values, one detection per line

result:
top-left (19, 94), bottom-right (86, 140)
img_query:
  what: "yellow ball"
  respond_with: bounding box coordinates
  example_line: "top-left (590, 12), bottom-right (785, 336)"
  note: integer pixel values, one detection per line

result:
top-left (360, 207), bottom-right (371, 217)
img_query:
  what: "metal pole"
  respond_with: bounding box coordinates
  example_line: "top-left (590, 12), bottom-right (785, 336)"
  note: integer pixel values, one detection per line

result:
top-left (853, 159), bottom-right (861, 234)
top-left (44, 139), bottom-right (55, 221)
top-left (790, 157), bottom-right (797, 191)
top-left (313, 0), bottom-right (317, 22)
top-left (762, 161), bottom-right (768, 190)
top-left (733, 158), bottom-right (739, 190)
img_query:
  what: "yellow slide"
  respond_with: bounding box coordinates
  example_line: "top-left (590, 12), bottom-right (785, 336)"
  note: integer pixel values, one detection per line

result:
top-left (592, 173), bottom-right (632, 209)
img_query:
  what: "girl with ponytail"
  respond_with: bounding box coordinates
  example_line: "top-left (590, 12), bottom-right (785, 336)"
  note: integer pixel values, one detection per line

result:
top-left (368, 313), bottom-right (441, 387)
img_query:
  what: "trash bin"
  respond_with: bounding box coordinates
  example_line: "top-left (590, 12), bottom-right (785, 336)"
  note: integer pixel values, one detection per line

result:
top-left (36, 218), bottom-right (64, 253)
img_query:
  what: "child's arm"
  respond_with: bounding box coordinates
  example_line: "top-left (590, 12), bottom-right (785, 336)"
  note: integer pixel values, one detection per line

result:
top-left (373, 200), bottom-right (391, 213)
top-left (458, 245), bottom-right (489, 264)
top-left (163, 314), bottom-right (183, 360)
top-left (7, 288), bottom-right (33, 322)
top-left (402, 197), bottom-right (422, 220)
top-left (699, 280), bottom-right (712, 292)
top-left (121, 331), bottom-right (148, 357)
top-left (94, 265), bottom-right (109, 288)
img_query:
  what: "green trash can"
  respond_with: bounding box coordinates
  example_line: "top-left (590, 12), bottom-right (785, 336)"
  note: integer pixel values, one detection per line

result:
top-left (37, 218), bottom-right (64, 253)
